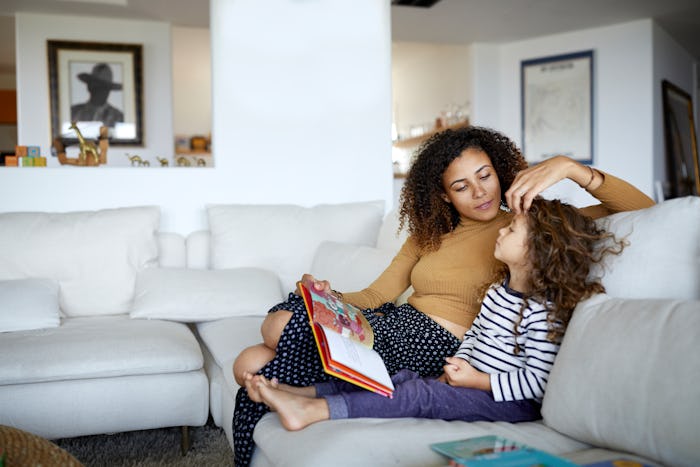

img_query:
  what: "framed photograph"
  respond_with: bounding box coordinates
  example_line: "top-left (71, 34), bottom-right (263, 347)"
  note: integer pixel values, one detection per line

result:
top-left (521, 50), bottom-right (593, 164)
top-left (661, 79), bottom-right (700, 198)
top-left (47, 40), bottom-right (143, 146)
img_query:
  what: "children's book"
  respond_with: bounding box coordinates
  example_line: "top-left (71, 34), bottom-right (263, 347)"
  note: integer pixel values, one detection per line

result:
top-left (297, 278), bottom-right (394, 397)
top-left (430, 435), bottom-right (578, 467)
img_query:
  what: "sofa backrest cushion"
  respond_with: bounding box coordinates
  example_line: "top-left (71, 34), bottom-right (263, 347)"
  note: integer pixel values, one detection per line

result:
top-left (0, 206), bottom-right (160, 316)
top-left (130, 267), bottom-right (284, 321)
top-left (207, 201), bottom-right (384, 293)
top-left (311, 241), bottom-right (397, 292)
top-left (592, 196), bottom-right (700, 300)
top-left (542, 294), bottom-right (700, 467)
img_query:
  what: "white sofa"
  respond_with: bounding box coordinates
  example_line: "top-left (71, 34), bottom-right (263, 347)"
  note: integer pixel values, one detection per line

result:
top-left (196, 197), bottom-right (698, 467)
top-left (0, 207), bottom-right (209, 443)
top-left (1, 197), bottom-right (699, 467)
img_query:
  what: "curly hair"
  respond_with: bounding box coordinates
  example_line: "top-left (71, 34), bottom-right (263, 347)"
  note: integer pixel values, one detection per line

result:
top-left (398, 126), bottom-right (527, 251)
top-left (488, 198), bottom-right (626, 350)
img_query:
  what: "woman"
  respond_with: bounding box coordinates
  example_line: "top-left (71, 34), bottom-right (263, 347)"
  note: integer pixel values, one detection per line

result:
top-left (232, 126), bottom-right (654, 466)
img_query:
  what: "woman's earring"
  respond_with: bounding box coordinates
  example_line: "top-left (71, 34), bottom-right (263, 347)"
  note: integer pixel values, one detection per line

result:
top-left (499, 202), bottom-right (511, 212)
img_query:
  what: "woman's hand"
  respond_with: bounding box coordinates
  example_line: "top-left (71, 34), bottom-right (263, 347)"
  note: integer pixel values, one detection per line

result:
top-left (442, 356), bottom-right (491, 391)
top-left (505, 155), bottom-right (601, 213)
top-left (295, 274), bottom-right (333, 295)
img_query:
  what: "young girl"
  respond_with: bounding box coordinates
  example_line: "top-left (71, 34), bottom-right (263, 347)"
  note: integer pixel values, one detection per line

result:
top-left (244, 198), bottom-right (625, 430)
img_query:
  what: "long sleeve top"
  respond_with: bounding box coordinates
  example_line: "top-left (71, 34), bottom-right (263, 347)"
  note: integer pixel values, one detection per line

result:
top-left (454, 282), bottom-right (557, 403)
top-left (342, 171), bottom-right (654, 329)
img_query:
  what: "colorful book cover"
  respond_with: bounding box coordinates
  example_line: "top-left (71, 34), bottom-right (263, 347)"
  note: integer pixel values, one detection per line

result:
top-left (430, 435), bottom-right (578, 466)
top-left (298, 279), bottom-right (393, 397)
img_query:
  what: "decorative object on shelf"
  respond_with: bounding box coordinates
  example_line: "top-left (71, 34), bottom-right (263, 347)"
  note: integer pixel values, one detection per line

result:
top-left (196, 158), bottom-right (207, 167)
top-left (661, 79), bottom-right (700, 198)
top-left (47, 40), bottom-right (144, 147)
top-left (125, 154), bottom-right (149, 167)
top-left (54, 124), bottom-right (109, 166)
top-left (176, 156), bottom-right (191, 167)
top-left (190, 135), bottom-right (208, 151)
top-left (521, 50), bottom-right (593, 164)
top-left (156, 157), bottom-right (169, 167)
top-left (2, 145), bottom-right (47, 167)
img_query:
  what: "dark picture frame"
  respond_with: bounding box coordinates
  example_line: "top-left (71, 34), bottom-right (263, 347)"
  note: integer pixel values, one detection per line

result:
top-left (47, 40), bottom-right (143, 146)
top-left (661, 80), bottom-right (700, 198)
top-left (521, 50), bottom-right (594, 165)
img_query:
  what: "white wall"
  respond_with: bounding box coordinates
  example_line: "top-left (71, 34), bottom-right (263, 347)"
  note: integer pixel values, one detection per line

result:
top-left (172, 26), bottom-right (211, 137)
top-left (0, 2), bottom-right (393, 234)
top-left (210, 0), bottom-right (393, 214)
top-left (478, 20), bottom-right (657, 206)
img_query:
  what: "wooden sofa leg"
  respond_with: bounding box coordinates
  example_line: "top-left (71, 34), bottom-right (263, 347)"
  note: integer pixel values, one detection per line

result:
top-left (180, 426), bottom-right (190, 456)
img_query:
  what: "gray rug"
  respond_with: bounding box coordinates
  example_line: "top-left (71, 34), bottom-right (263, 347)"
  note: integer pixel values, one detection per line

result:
top-left (55, 418), bottom-right (234, 466)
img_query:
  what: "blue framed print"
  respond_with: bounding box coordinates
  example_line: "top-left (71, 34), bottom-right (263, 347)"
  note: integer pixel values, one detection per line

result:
top-left (521, 50), bottom-right (593, 164)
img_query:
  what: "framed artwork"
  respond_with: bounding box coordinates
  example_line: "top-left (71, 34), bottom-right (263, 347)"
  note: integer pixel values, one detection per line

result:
top-left (47, 40), bottom-right (143, 146)
top-left (661, 79), bottom-right (700, 198)
top-left (521, 50), bottom-right (593, 164)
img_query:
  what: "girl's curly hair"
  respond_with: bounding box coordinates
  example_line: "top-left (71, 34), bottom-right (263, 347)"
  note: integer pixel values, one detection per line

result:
top-left (487, 198), bottom-right (626, 350)
top-left (398, 126), bottom-right (527, 251)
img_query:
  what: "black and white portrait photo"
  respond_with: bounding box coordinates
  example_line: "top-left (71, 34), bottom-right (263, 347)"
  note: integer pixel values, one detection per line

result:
top-left (70, 62), bottom-right (125, 128)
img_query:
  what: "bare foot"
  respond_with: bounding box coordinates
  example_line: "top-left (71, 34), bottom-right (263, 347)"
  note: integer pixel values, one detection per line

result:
top-left (244, 372), bottom-right (278, 403)
top-left (257, 379), bottom-right (330, 431)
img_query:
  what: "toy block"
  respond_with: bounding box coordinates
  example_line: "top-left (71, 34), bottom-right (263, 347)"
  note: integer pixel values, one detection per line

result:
top-left (21, 157), bottom-right (34, 167)
top-left (34, 157), bottom-right (47, 167)
top-left (27, 146), bottom-right (40, 158)
top-left (5, 156), bottom-right (17, 166)
top-left (15, 145), bottom-right (27, 157)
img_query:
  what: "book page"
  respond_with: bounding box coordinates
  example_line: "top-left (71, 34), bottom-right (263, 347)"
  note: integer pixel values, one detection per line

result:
top-left (320, 325), bottom-right (394, 390)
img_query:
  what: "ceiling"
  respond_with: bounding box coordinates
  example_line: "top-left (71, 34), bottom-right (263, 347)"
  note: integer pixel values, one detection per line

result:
top-left (1, 0), bottom-right (700, 69)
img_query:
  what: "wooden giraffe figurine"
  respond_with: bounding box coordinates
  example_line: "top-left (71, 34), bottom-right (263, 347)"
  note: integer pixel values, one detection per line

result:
top-left (69, 122), bottom-right (100, 166)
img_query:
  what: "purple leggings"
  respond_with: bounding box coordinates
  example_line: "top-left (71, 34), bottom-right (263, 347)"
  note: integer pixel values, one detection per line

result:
top-left (316, 369), bottom-right (541, 422)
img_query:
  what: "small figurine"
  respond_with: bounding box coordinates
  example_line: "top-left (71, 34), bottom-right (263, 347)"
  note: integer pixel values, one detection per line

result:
top-left (157, 157), bottom-right (169, 167)
top-left (176, 156), bottom-right (191, 167)
top-left (126, 154), bottom-right (144, 166)
top-left (196, 158), bottom-right (207, 167)
top-left (55, 123), bottom-right (109, 167)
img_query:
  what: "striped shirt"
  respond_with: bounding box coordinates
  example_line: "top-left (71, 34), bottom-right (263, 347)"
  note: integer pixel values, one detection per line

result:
top-left (453, 282), bottom-right (560, 403)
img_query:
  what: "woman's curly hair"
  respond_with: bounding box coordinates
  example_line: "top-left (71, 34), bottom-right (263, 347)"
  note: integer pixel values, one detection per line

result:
top-left (398, 126), bottom-right (527, 251)
top-left (488, 198), bottom-right (626, 350)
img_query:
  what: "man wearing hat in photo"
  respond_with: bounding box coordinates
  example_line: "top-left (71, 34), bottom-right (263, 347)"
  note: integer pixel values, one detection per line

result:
top-left (71, 62), bottom-right (124, 128)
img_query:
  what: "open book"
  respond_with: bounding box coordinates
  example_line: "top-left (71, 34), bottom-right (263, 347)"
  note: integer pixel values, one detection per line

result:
top-left (297, 279), bottom-right (394, 397)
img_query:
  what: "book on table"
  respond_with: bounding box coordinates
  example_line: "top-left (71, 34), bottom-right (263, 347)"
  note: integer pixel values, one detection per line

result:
top-left (430, 435), bottom-right (578, 466)
top-left (297, 278), bottom-right (394, 398)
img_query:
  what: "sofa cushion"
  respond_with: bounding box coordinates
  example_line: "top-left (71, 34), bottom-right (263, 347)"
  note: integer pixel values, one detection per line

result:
top-left (592, 196), bottom-right (700, 300)
top-left (310, 241), bottom-right (396, 292)
top-left (0, 315), bottom-right (203, 385)
top-left (130, 267), bottom-right (284, 322)
top-left (542, 294), bottom-right (700, 467)
top-left (0, 279), bottom-right (60, 333)
top-left (207, 201), bottom-right (384, 294)
top-left (0, 206), bottom-right (160, 316)
top-left (253, 415), bottom-right (588, 467)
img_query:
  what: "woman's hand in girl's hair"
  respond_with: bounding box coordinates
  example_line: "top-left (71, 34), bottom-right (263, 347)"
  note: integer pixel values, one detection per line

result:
top-left (506, 155), bottom-right (591, 214)
top-left (295, 274), bottom-right (333, 295)
top-left (442, 356), bottom-right (491, 391)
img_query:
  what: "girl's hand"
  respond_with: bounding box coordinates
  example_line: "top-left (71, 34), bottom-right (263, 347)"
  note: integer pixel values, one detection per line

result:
top-left (442, 356), bottom-right (491, 391)
top-left (295, 274), bottom-right (333, 295)
top-left (505, 155), bottom-right (601, 213)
